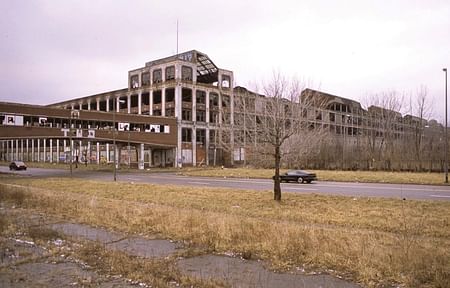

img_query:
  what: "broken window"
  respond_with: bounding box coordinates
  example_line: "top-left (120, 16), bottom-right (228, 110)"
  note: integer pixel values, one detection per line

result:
top-left (196, 129), bottom-right (206, 145)
top-left (165, 66), bottom-right (175, 81)
top-left (222, 94), bottom-right (230, 108)
top-left (182, 88), bottom-right (192, 102)
top-left (182, 128), bottom-right (192, 142)
top-left (142, 72), bottom-right (150, 86)
top-left (153, 90), bottom-right (162, 104)
top-left (166, 88), bottom-right (175, 103)
top-left (209, 111), bottom-right (218, 124)
top-left (153, 69), bottom-right (162, 83)
top-left (196, 110), bottom-right (206, 122)
top-left (130, 75), bottom-right (139, 89)
top-left (182, 66), bottom-right (193, 81)
top-left (196, 90), bottom-right (206, 104)
top-left (221, 75), bottom-right (231, 88)
top-left (165, 108), bottom-right (175, 117)
top-left (209, 92), bottom-right (218, 107)
top-left (329, 112), bottom-right (335, 122)
top-left (182, 109), bottom-right (192, 121)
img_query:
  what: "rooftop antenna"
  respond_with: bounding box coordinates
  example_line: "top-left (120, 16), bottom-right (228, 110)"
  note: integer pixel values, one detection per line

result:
top-left (176, 19), bottom-right (179, 56)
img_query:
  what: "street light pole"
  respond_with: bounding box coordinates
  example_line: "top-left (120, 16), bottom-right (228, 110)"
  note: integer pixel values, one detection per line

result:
top-left (113, 97), bottom-right (117, 181)
top-left (113, 97), bottom-right (126, 181)
top-left (444, 68), bottom-right (448, 183)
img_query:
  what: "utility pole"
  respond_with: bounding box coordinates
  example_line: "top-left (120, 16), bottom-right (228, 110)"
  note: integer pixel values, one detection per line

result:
top-left (444, 68), bottom-right (448, 183)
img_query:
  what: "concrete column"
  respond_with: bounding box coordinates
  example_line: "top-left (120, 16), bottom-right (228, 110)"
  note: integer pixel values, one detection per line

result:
top-left (149, 91), bottom-right (153, 115)
top-left (87, 141), bottom-right (91, 163)
top-left (43, 139), bottom-right (46, 162)
top-left (138, 92), bottom-right (142, 115)
top-left (50, 139), bottom-right (53, 162)
top-left (205, 129), bottom-right (210, 166)
top-left (31, 139), bottom-right (34, 162)
top-left (20, 139), bottom-right (24, 161)
top-left (139, 143), bottom-right (144, 170)
top-left (8, 140), bottom-right (11, 161)
top-left (149, 148), bottom-right (153, 167)
top-left (192, 88), bottom-right (197, 123)
top-left (106, 97), bottom-right (110, 112)
top-left (127, 94), bottom-right (131, 114)
top-left (175, 84), bottom-right (183, 167)
top-left (79, 140), bottom-right (82, 163)
top-left (63, 140), bottom-right (66, 162)
top-left (206, 91), bottom-right (210, 123)
top-left (26, 139), bottom-right (29, 162)
top-left (37, 139), bottom-right (40, 162)
top-left (106, 143), bottom-right (110, 163)
top-left (96, 142), bottom-right (100, 164)
top-left (88, 101), bottom-right (91, 111)
top-left (97, 99), bottom-right (100, 111)
top-left (161, 89), bottom-right (166, 116)
top-left (192, 128), bottom-right (197, 166)
top-left (56, 139), bottom-right (60, 163)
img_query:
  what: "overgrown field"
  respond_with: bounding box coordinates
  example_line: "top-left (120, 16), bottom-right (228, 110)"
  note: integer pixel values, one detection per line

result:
top-left (1, 176), bottom-right (449, 287)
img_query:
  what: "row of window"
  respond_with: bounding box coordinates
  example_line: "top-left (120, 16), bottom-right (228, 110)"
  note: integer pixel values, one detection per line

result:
top-left (130, 65), bottom-right (194, 88)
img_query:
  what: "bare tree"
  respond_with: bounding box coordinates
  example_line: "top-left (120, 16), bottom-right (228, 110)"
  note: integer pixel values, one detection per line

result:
top-left (363, 91), bottom-right (404, 170)
top-left (234, 73), bottom-right (322, 201)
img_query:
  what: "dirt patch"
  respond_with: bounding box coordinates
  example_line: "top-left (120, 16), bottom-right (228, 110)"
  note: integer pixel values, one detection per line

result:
top-left (178, 254), bottom-right (361, 288)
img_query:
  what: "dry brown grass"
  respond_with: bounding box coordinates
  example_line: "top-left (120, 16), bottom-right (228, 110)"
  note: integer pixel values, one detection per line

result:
top-left (180, 167), bottom-right (446, 185)
top-left (1, 177), bottom-right (449, 287)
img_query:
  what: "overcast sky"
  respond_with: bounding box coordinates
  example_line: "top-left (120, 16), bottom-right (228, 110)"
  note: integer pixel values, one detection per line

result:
top-left (1, 0), bottom-right (449, 121)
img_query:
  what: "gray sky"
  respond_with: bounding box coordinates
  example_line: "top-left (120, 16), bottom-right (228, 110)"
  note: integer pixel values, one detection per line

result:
top-left (1, 0), bottom-right (449, 120)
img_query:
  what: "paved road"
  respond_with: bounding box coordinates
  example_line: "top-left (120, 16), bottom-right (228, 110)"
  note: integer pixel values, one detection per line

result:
top-left (2, 166), bottom-right (450, 201)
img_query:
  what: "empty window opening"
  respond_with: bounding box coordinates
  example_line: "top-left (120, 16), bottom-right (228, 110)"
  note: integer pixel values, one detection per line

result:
top-left (209, 92), bottom-right (218, 107)
top-left (182, 66), bottom-right (193, 81)
top-left (165, 108), bottom-right (175, 117)
top-left (196, 110), bottom-right (206, 122)
top-left (142, 72), bottom-right (150, 86)
top-left (165, 66), bottom-right (175, 81)
top-left (196, 90), bottom-right (206, 104)
top-left (210, 111), bottom-right (218, 123)
top-left (130, 95), bottom-right (138, 108)
top-left (142, 93), bottom-right (150, 105)
top-left (153, 69), bottom-right (162, 83)
top-left (166, 88), bottom-right (175, 102)
top-left (130, 75), bottom-right (139, 88)
top-left (222, 94), bottom-right (230, 108)
top-left (182, 88), bottom-right (192, 102)
top-left (196, 129), bottom-right (206, 145)
top-left (221, 75), bottom-right (231, 88)
top-left (182, 128), bottom-right (192, 142)
top-left (182, 109), bottom-right (192, 121)
top-left (153, 90), bottom-right (162, 104)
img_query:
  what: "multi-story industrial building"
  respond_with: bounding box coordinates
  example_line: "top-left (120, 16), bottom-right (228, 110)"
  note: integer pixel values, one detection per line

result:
top-left (0, 50), bottom-right (440, 170)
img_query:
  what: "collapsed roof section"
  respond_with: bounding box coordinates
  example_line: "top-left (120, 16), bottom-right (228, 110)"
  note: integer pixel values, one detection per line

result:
top-left (145, 50), bottom-right (219, 84)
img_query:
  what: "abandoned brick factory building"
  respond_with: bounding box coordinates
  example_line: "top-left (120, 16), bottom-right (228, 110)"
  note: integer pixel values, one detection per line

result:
top-left (0, 50), bottom-right (443, 170)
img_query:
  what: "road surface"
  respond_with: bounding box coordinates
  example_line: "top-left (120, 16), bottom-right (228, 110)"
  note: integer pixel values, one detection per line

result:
top-left (1, 166), bottom-right (450, 201)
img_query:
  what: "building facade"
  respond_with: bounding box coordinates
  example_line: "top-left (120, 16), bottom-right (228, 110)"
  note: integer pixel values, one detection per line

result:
top-left (0, 50), bottom-right (441, 170)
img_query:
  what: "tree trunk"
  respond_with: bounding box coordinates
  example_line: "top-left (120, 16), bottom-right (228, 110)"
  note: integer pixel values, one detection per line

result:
top-left (273, 144), bottom-right (281, 201)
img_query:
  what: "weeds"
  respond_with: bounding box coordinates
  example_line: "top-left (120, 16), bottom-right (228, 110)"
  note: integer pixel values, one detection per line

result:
top-left (0, 184), bottom-right (27, 206)
top-left (1, 177), bottom-right (449, 287)
top-left (27, 226), bottom-right (62, 242)
top-left (75, 242), bottom-right (227, 288)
